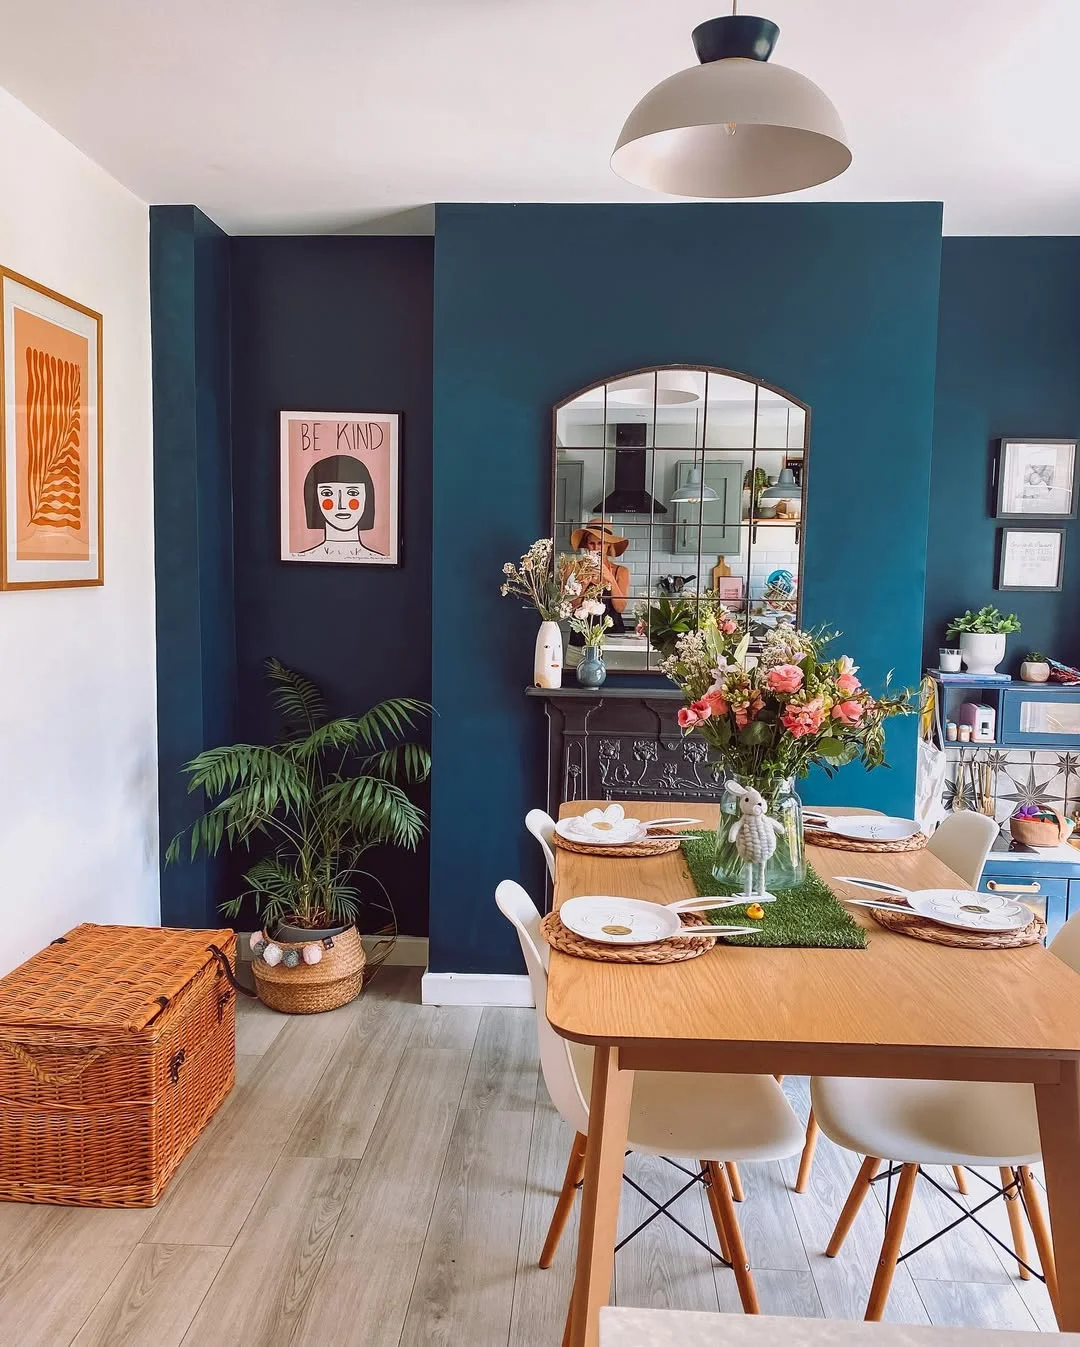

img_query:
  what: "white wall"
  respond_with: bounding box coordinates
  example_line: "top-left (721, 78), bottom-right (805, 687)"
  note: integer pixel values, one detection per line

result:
top-left (0, 87), bottom-right (157, 972)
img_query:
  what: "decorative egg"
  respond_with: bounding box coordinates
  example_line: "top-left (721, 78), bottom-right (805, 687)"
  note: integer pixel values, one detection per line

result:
top-left (302, 944), bottom-right (323, 965)
top-left (261, 943), bottom-right (283, 967)
top-left (282, 948), bottom-right (301, 969)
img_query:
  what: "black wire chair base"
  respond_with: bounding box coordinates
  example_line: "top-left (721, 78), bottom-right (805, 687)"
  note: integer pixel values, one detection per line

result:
top-left (872, 1163), bottom-right (1045, 1284)
top-left (611, 1156), bottom-right (732, 1267)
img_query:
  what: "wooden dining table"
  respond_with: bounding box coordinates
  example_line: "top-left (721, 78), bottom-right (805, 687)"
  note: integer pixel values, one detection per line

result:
top-left (550, 800), bottom-right (1080, 1347)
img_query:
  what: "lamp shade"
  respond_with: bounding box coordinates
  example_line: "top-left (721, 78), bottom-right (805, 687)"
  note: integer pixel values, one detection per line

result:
top-left (608, 371), bottom-right (702, 405)
top-left (612, 15), bottom-right (851, 199)
top-left (759, 467), bottom-right (801, 502)
top-left (670, 465), bottom-right (718, 503)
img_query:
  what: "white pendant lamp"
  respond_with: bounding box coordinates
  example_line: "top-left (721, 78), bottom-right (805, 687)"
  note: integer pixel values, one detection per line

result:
top-left (612, 8), bottom-right (851, 199)
top-left (670, 464), bottom-right (718, 503)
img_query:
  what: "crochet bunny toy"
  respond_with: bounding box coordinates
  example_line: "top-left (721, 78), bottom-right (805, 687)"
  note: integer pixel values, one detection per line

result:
top-left (727, 779), bottom-right (784, 901)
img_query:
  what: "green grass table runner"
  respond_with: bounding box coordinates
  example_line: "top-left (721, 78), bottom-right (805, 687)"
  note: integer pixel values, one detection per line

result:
top-left (681, 831), bottom-right (866, 949)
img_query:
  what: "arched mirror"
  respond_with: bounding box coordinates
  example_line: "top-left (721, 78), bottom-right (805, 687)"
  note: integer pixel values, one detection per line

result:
top-left (553, 366), bottom-right (809, 673)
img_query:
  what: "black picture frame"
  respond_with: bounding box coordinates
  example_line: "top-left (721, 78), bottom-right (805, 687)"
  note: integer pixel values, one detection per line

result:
top-left (994, 438), bottom-right (1079, 520)
top-left (997, 527), bottom-right (1066, 592)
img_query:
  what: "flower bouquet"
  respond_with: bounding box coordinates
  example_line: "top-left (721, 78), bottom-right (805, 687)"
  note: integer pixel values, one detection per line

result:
top-left (634, 590), bottom-right (740, 660)
top-left (500, 538), bottom-right (603, 688)
top-left (661, 623), bottom-right (912, 893)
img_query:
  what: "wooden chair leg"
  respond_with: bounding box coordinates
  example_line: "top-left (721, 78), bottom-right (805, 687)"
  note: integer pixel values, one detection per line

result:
top-left (1019, 1165), bottom-right (1060, 1319)
top-left (865, 1163), bottom-right (918, 1321)
top-left (701, 1160), bottom-right (731, 1264)
top-left (727, 1160), bottom-right (745, 1203)
top-left (562, 1292), bottom-right (573, 1347)
top-left (709, 1161), bottom-right (759, 1314)
top-left (1000, 1166), bottom-right (1030, 1281)
top-left (541, 1132), bottom-right (588, 1269)
top-left (795, 1109), bottom-right (819, 1194)
top-left (826, 1156), bottom-right (881, 1257)
top-left (953, 1165), bottom-right (969, 1195)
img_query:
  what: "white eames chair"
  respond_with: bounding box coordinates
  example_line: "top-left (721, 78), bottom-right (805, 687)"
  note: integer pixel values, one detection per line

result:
top-left (812, 912), bottom-right (1080, 1322)
top-left (496, 879), bottom-right (804, 1318)
top-left (793, 808), bottom-right (1001, 1200)
top-left (525, 808), bottom-right (558, 881)
top-left (927, 809), bottom-right (999, 888)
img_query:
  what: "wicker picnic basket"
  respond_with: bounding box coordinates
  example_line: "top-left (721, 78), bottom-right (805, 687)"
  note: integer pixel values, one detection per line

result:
top-left (0, 924), bottom-right (237, 1208)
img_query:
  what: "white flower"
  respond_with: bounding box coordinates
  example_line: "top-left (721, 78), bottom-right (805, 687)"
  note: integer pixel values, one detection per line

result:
top-left (838, 655), bottom-right (859, 676)
top-left (558, 602), bottom-right (573, 619)
top-left (502, 562), bottom-right (515, 575)
top-left (565, 575), bottom-right (582, 597)
top-left (586, 600), bottom-right (607, 617)
top-left (261, 943), bottom-right (284, 967)
top-left (574, 603), bottom-right (590, 620)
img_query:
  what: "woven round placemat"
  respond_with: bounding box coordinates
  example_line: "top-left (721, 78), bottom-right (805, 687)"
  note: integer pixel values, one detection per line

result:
top-left (540, 909), bottom-right (716, 963)
top-left (867, 905), bottom-right (1045, 949)
top-left (807, 828), bottom-right (929, 853)
top-left (553, 831), bottom-right (682, 859)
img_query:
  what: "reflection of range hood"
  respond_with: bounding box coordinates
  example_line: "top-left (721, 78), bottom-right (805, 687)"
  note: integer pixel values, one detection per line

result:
top-left (592, 424), bottom-right (668, 516)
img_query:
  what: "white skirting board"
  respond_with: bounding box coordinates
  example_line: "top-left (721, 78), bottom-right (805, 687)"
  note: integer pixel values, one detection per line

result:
top-left (421, 972), bottom-right (534, 1007)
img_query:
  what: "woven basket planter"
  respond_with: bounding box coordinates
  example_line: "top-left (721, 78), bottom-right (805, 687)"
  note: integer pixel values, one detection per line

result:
top-left (252, 926), bottom-right (365, 1014)
top-left (1010, 808), bottom-right (1069, 849)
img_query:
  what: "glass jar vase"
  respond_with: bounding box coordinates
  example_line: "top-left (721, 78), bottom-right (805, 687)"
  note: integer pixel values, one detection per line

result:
top-left (712, 774), bottom-right (805, 897)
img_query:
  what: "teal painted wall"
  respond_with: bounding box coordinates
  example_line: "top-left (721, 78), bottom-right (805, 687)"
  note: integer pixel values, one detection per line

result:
top-left (429, 203), bottom-right (944, 975)
top-left (151, 206), bottom-right (236, 927)
top-left (926, 237), bottom-right (1080, 670)
top-left (228, 237), bottom-right (434, 935)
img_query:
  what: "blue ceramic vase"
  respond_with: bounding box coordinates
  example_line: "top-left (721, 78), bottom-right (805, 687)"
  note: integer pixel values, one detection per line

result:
top-left (576, 645), bottom-right (607, 688)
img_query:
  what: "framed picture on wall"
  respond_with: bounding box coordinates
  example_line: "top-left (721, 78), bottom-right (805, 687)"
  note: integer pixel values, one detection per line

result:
top-left (0, 268), bottom-right (103, 590)
top-left (997, 527), bottom-right (1066, 592)
top-left (279, 409), bottom-right (401, 566)
top-left (995, 438), bottom-right (1078, 519)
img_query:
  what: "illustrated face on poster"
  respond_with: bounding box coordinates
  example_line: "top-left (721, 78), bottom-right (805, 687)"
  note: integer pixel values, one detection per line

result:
top-left (1, 269), bottom-right (103, 590)
top-left (280, 411), bottom-right (400, 565)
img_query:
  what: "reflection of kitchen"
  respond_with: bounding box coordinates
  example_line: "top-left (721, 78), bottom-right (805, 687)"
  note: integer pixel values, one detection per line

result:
top-left (555, 370), bottom-right (806, 670)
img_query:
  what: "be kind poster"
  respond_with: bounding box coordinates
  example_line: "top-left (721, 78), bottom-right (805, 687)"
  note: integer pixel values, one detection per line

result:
top-left (279, 410), bottom-right (400, 566)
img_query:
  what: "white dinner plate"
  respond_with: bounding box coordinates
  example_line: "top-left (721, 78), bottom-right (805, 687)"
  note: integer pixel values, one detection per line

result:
top-left (824, 815), bottom-right (921, 842)
top-left (837, 877), bottom-right (1031, 932)
top-left (558, 895), bottom-right (757, 946)
top-left (555, 816), bottom-right (648, 848)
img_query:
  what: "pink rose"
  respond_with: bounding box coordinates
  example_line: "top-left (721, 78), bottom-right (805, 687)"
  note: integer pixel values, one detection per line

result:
top-left (703, 690), bottom-right (729, 717)
top-left (690, 698), bottom-right (713, 722)
top-left (678, 706), bottom-right (700, 729)
top-left (721, 619), bottom-right (738, 635)
top-left (635, 621), bottom-right (647, 637)
top-left (832, 699), bottom-right (864, 726)
top-left (767, 664), bottom-right (804, 694)
top-left (781, 696), bottom-right (825, 739)
top-left (836, 672), bottom-right (861, 694)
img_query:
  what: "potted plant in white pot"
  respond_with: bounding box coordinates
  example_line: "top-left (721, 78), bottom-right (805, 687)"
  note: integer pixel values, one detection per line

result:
top-left (166, 659), bottom-right (430, 1013)
top-left (946, 607), bottom-right (1022, 676)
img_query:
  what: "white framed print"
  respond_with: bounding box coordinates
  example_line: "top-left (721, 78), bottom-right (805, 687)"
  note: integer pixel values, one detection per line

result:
top-left (0, 268), bottom-right (103, 590)
top-left (279, 410), bottom-right (401, 566)
top-left (995, 438), bottom-right (1078, 519)
top-left (998, 527), bottom-right (1065, 592)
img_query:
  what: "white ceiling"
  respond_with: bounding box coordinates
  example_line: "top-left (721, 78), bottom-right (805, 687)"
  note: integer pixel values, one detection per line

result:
top-left (1, 0), bottom-right (1077, 235)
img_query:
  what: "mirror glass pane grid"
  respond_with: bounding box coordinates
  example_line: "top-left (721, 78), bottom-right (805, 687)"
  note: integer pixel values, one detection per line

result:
top-left (554, 367), bottom-right (808, 672)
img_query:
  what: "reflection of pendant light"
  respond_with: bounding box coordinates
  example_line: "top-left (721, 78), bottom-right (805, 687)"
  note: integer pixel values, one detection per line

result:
top-left (759, 467), bottom-right (801, 503)
top-left (608, 371), bottom-right (702, 405)
top-left (671, 463), bottom-right (718, 503)
top-left (611, 4), bottom-right (850, 199)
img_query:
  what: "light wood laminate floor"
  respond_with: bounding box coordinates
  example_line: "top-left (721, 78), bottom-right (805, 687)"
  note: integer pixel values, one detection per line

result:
top-left (1, 968), bottom-right (1059, 1346)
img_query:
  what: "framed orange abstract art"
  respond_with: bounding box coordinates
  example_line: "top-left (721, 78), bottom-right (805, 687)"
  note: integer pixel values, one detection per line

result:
top-left (0, 269), bottom-right (103, 590)
top-left (279, 409), bottom-right (401, 566)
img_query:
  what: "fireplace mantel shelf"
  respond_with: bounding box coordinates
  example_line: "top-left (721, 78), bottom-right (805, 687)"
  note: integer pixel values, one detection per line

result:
top-left (525, 685), bottom-right (682, 700)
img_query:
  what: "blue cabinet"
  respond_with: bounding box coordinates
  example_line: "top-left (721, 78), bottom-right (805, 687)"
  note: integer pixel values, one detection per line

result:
top-left (979, 867), bottom-right (1077, 944)
top-left (1000, 686), bottom-right (1080, 748)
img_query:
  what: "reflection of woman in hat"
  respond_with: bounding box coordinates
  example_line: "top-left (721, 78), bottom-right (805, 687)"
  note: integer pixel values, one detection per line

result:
top-left (570, 518), bottom-right (630, 634)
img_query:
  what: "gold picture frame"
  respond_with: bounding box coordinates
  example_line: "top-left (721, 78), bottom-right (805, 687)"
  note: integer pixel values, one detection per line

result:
top-left (0, 267), bottom-right (103, 590)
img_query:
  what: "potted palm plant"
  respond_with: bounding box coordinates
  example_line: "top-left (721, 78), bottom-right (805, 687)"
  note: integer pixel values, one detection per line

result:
top-left (166, 659), bottom-right (430, 1013)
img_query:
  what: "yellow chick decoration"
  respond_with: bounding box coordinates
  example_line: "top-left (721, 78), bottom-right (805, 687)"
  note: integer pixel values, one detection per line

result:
top-left (745, 902), bottom-right (766, 920)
